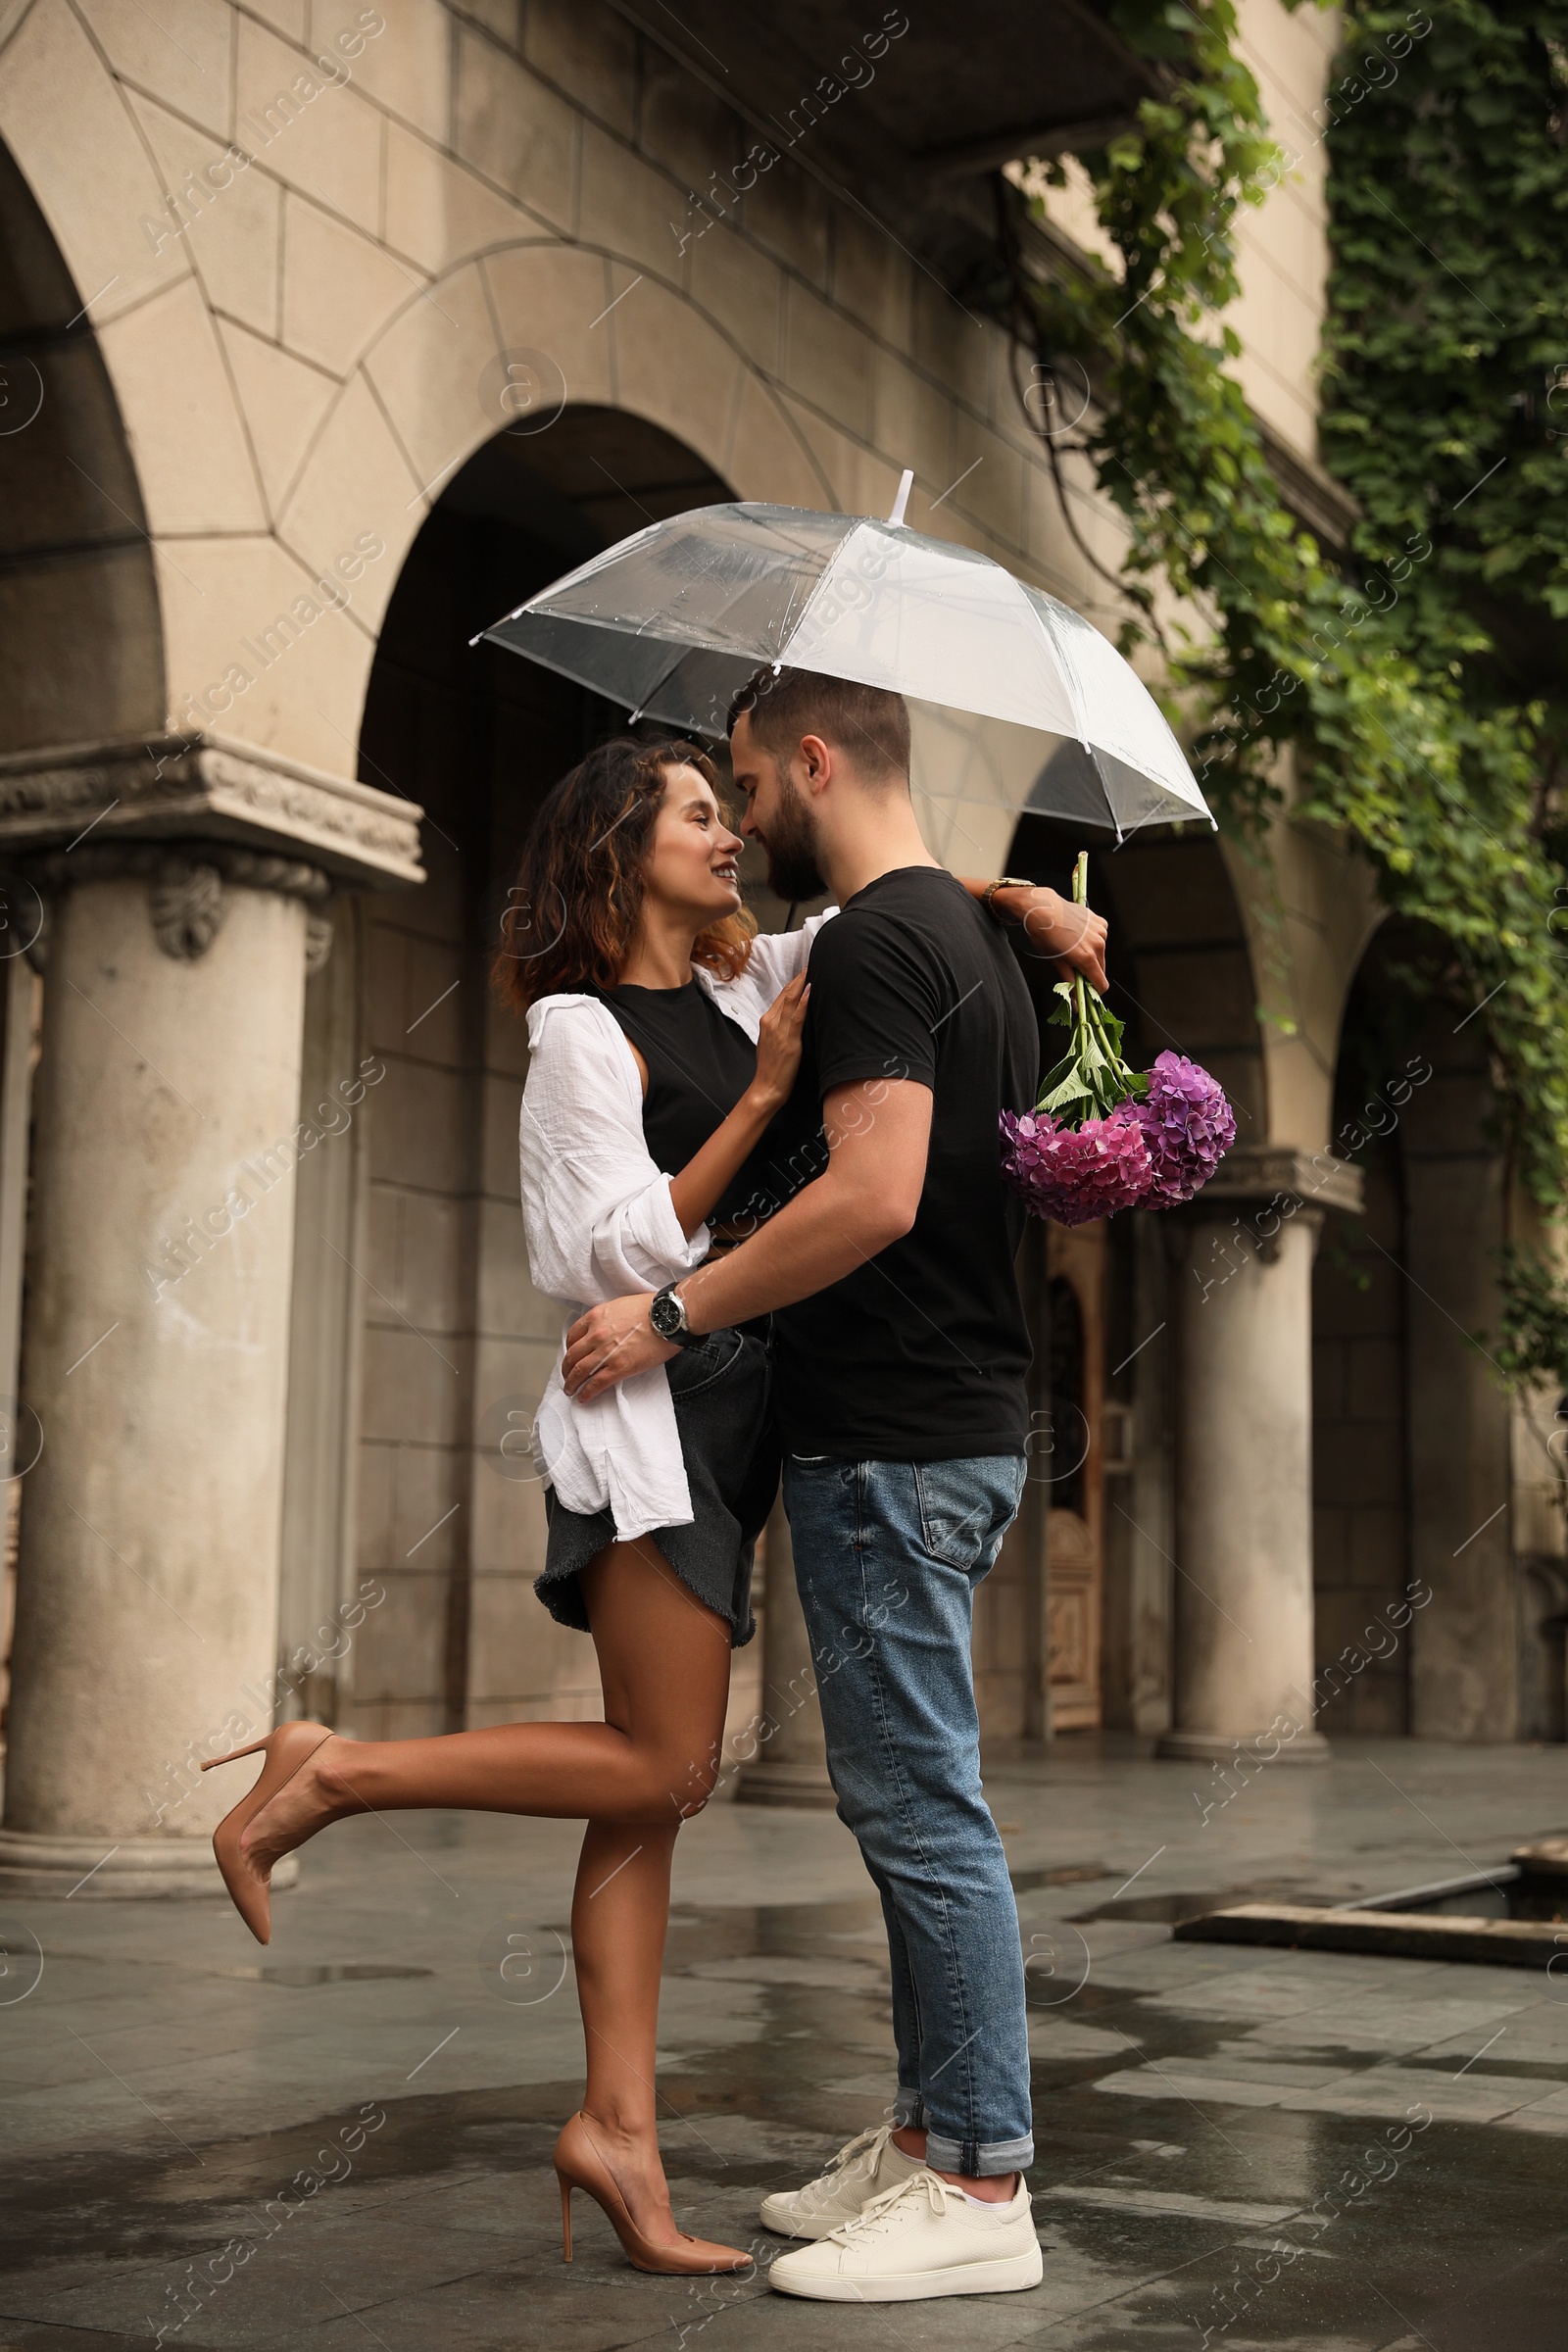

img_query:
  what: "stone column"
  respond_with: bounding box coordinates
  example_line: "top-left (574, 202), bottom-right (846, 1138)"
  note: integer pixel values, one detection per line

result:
top-left (1398, 1037), bottom-right (1516, 1739)
top-left (735, 1498), bottom-right (837, 1807)
top-left (1155, 1146), bottom-right (1360, 1767)
top-left (0, 737), bottom-right (421, 1896)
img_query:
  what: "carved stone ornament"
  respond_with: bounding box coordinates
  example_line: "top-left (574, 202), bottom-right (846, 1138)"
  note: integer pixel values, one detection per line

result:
top-left (150, 855), bottom-right (225, 959)
top-left (305, 908), bottom-right (335, 974)
top-left (13, 841), bottom-right (336, 966)
top-left (0, 732), bottom-right (425, 889)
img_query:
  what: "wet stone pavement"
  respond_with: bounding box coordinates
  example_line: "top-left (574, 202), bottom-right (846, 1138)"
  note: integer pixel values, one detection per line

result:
top-left (3, 1736), bottom-right (1567, 2351)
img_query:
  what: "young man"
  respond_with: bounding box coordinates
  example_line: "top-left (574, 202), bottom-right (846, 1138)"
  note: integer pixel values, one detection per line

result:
top-left (562, 668), bottom-right (1106, 2302)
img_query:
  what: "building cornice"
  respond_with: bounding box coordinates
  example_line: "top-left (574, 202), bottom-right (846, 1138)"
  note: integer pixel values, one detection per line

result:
top-left (0, 733), bottom-right (425, 890)
top-left (1195, 1142), bottom-right (1365, 1219)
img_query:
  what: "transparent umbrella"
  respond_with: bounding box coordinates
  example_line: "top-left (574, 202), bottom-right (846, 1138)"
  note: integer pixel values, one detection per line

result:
top-left (475, 479), bottom-right (1214, 844)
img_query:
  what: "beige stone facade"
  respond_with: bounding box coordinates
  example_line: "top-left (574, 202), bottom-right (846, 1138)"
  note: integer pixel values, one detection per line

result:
top-left (0, 0), bottom-right (1557, 1892)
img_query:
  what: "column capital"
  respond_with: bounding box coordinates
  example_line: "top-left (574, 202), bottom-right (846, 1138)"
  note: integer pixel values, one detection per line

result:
top-left (1178, 1142), bottom-right (1364, 1221)
top-left (15, 842), bottom-right (339, 967)
top-left (0, 732), bottom-right (424, 891)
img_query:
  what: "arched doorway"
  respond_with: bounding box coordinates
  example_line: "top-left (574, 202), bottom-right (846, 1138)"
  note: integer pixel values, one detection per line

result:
top-left (1309, 921), bottom-right (1418, 1737)
top-left (280, 409), bottom-right (750, 1742)
top-left (0, 140), bottom-right (163, 756)
top-left (1310, 917), bottom-right (1563, 1740)
top-left (0, 135), bottom-right (165, 1751)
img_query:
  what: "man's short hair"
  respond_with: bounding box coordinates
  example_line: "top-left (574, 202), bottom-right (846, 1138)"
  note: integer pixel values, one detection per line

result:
top-left (726, 665), bottom-right (910, 783)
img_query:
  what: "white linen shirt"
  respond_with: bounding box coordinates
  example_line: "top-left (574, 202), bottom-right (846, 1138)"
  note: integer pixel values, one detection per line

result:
top-left (519, 913), bottom-right (835, 1541)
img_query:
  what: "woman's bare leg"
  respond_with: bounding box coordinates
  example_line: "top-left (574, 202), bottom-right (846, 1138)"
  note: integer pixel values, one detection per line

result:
top-left (243, 1537), bottom-right (733, 2241)
top-left (568, 1545), bottom-right (729, 2241)
top-left (242, 1538), bottom-right (732, 1858)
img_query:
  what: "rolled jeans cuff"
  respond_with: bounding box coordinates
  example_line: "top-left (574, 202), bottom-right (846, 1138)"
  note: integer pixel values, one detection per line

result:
top-left (892, 2085), bottom-right (925, 2131)
top-left (924, 2129), bottom-right (1035, 2179)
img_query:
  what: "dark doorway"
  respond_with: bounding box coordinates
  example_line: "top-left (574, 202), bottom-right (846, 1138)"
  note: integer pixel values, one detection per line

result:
top-left (303, 412), bottom-right (734, 1741)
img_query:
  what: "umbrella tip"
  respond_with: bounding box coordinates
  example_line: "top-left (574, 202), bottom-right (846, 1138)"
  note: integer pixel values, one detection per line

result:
top-left (888, 468), bottom-right (913, 527)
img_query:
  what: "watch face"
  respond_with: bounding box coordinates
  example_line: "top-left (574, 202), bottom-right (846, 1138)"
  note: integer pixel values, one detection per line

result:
top-left (651, 1291), bottom-right (682, 1339)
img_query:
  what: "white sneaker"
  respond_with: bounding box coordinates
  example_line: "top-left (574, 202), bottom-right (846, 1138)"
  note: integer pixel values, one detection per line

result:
top-left (760, 2124), bottom-right (920, 2240)
top-left (766, 2166), bottom-right (1043, 2302)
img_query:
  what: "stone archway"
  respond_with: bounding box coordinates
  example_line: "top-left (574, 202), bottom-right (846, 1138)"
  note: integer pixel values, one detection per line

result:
top-left (1310, 916), bottom-right (1558, 1743)
top-left (0, 136), bottom-right (423, 1901)
top-left (0, 138), bottom-right (163, 755)
top-left (300, 403), bottom-right (779, 1747)
top-left (0, 129), bottom-right (165, 1816)
top-left (248, 241), bottom-right (834, 783)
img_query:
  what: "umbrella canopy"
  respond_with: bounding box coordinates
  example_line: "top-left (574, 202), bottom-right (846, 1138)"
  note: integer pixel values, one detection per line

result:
top-left (476, 497), bottom-right (1213, 842)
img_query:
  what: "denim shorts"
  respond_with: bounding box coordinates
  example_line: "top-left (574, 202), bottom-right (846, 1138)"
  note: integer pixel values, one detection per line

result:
top-left (537, 1322), bottom-right (778, 1647)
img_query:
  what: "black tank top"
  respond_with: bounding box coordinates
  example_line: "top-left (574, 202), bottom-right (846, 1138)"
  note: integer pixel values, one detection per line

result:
top-left (595, 980), bottom-right (781, 1227)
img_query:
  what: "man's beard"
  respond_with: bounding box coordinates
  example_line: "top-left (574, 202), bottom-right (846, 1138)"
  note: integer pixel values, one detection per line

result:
top-left (761, 776), bottom-right (827, 902)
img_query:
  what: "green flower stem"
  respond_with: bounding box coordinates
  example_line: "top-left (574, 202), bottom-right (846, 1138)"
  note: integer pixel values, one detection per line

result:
top-left (1033, 849), bottom-right (1145, 1122)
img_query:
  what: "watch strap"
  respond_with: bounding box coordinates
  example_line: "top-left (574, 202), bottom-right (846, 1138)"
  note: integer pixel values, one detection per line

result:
top-left (981, 876), bottom-right (1035, 920)
top-left (651, 1282), bottom-right (705, 1348)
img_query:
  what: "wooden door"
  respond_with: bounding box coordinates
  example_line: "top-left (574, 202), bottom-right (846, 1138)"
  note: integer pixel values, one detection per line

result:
top-left (1046, 1223), bottom-right (1104, 1730)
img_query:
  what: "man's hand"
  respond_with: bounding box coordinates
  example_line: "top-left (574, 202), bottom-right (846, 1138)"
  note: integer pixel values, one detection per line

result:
top-left (1018, 888), bottom-right (1108, 993)
top-left (563, 1293), bottom-right (675, 1402)
top-left (563, 1077), bottom-right (933, 1400)
top-left (968, 876), bottom-right (1110, 993)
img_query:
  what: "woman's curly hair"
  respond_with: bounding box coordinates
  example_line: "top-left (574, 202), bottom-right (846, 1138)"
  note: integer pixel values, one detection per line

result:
top-left (492, 737), bottom-right (756, 1013)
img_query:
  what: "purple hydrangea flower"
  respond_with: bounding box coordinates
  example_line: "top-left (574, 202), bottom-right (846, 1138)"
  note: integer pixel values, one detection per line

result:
top-left (1126, 1051), bottom-right (1237, 1206)
top-left (1000, 1106), bottom-right (1154, 1227)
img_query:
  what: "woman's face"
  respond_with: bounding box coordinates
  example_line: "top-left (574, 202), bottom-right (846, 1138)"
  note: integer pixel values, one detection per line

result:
top-left (642, 763), bottom-right (744, 926)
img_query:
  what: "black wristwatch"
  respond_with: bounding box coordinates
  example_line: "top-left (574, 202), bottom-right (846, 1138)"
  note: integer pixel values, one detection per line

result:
top-left (650, 1283), bottom-right (705, 1348)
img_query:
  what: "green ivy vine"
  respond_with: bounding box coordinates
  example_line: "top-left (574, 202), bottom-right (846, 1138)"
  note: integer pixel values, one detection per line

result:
top-left (1490, 1243), bottom-right (1568, 1392)
top-left (998, 0), bottom-right (1568, 1210)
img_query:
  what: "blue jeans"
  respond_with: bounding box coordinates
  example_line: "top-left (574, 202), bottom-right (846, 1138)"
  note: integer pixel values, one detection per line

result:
top-left (783, 1452), bottom-right (1032, 2178)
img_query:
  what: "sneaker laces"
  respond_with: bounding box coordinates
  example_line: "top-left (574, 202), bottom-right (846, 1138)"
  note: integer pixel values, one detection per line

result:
top-left (830, 2166), bottom-right (956, 2242)
top-left (803, 2124), bottom-right (890, 2195)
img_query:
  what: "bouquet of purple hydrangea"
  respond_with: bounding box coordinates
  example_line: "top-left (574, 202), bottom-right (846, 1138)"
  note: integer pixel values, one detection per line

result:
top-left (1001, 853), bottom-right (1235, 1224)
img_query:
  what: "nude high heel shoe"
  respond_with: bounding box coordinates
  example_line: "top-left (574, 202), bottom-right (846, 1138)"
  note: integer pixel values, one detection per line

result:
top-left (554, 2111), bottom-right (752, 2275)
top-left (201, 1721), bottom-right (335, 1945)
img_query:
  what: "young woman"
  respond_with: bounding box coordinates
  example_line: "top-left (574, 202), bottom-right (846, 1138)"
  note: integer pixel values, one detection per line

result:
top-left (205, 737), bottom-right (819, 2277)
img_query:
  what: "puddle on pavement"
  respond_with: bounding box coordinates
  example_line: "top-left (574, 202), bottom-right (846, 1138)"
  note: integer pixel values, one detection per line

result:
top-left (1008, 1860), bottom-right (1114, 1892)
top-left (222, 1962), bottom-right (436, 1984)
top-left (45, 1950), bottom-right (434, 1984)
top-left (660, 1869), bottom-right (1156, 1963)
top-left (663, 1891), bottom-right (884, 1966)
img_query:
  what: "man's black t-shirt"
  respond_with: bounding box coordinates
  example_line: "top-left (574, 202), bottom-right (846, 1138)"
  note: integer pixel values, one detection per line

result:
top-left (765, 866), bottom-right (1039, 1461)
